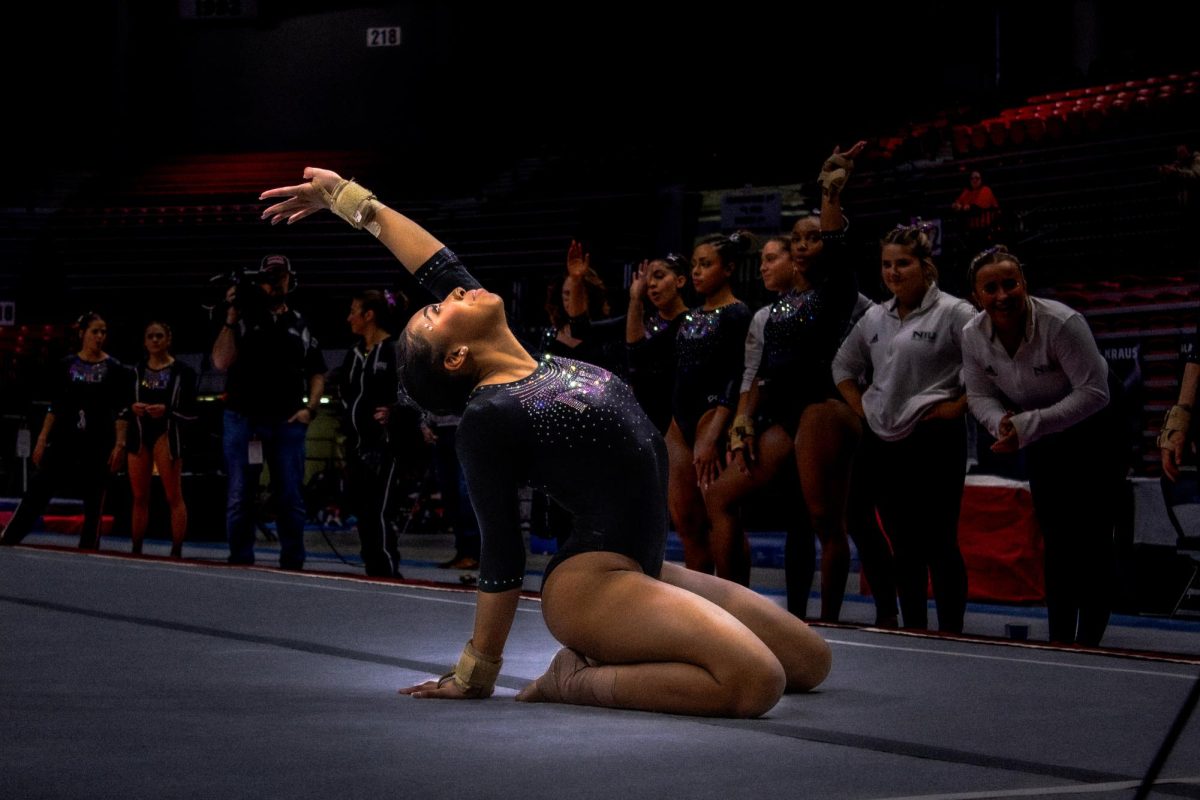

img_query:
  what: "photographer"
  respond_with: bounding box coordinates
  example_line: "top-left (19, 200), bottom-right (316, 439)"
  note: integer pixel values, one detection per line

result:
top-left (212, 255), bottom-right (326, 570)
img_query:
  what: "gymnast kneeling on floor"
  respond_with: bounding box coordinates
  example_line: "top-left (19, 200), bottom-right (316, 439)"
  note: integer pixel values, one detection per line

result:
top-left (259, 167), bottom-right (831, 718)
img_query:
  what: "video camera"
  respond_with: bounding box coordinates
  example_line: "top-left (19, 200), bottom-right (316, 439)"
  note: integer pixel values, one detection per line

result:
top-left (209, 255), bottom-right (296, 321)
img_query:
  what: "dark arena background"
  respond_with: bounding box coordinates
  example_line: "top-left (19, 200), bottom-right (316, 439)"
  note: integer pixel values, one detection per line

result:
top-left (2, 3), bottom-right (1200, 799)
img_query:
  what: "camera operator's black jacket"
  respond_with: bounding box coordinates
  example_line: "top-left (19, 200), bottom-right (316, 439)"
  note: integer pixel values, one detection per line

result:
top-left (223, 309), bottom-right (326, 419)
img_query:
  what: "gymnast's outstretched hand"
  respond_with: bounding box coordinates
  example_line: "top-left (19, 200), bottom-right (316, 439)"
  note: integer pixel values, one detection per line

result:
top-left (398, 676), bottom-right (491, 700)
top-left (259, 167), bottom-right (345, 225)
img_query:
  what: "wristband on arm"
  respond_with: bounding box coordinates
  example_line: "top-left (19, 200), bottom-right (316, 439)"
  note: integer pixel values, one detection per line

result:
top-left (1158, 404), bottom-right (1192, 449)
top-left (818, 153), bottom-right (854, 199)
top-left (320, 179), bottom-right (384, 237)
top-left (437, 639), bottom-right (502, 696)
top-left (727, 414), bottom-right (756, 452)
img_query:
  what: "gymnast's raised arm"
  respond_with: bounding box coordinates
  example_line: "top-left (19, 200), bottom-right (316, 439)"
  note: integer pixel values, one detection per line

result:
top-left (260, 167), bottom-right (445, 274)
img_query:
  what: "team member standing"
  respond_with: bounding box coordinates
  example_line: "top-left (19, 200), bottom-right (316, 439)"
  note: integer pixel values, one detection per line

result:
top-left (1, 312), bottom-right (130, 549)
top-left (833, 223), bottom-right (974, 632)
top-left (339, 289), bottom-right (408, 577)
top-left (667, 233), bottom-right (753, 574)
top-left (962, 245), bottom-right (1125, 646)
top-left (624, 255), bottom-right (689, 433)
top-left (125, 321), bottom-right (197, 558)
top-left (567, 253), bottom-right (690, 434)
top-left (703, 236), bottom-right (807, 590)
top-left (704, 143), bottom-right (865, 619)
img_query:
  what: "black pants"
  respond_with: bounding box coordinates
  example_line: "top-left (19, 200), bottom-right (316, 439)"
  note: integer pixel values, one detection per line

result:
top-left (847, 429), bottom-right (900, 624)
top-left (872, 419), bottom-right (969, 632)
top-left (1026, 411), bottom-right (1123, 646)
top-left (1, 436), bottom-right (112, 549)
top-left (346, 451), bottom-right (401, 577)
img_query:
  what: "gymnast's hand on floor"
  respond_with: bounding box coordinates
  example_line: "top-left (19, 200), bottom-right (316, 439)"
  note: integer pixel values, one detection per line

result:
top-left (398, 676), bottom-right (492, 700)
top-left (259, 167), bottom-right (345, 225)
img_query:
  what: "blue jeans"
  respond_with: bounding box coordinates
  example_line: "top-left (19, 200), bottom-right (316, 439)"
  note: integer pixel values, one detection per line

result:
top-left (223, 410), bottom-right (308, 569)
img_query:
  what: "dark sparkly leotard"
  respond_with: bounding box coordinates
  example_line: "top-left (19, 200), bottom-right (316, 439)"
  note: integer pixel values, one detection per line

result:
top-left (627, 312), bottom-right (683, 435)
top-left (758, 228), bottom-right (858, 434)
top-left (413, 249), bottom-right (669, 592)
top-left (569, 311), bottom-right (683, 434)
top-left (672, 301), bottom-right (752, 445)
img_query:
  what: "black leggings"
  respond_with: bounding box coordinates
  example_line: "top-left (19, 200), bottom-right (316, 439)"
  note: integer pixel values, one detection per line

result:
top-left (1026, 410), bottom-right (1123, 646)
top-left (871, 419), bottom-right (968, 633)
top-left (1, 436), bottom-right (113, 549)
top-left (846, 429), bottom-right (899, 624)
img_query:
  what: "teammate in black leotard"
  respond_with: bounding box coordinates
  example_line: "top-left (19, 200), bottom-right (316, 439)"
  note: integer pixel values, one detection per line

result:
top-left (124, 320), bottom-right (197, 558)
top-left (259, 167), bottom-right (830, 717)
top-left (665, 234), bottom-right (752, 575)
top-left (566, 252), bottom-right (690, 434)
top-left (704, 143), bottom-right (865, 621)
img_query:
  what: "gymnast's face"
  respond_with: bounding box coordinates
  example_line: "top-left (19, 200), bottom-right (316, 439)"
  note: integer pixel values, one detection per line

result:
top-left (644, 259), bottom-right (686, 310)
top-left (80, 318), bottom-right (107, 355)
top-left (690, 244), bottom-right (731, 297)
top-left (404, 286), bottom-right (505, 358)
top-left (790, 217), bottom-right (823, 270)
top-left (972, 260), bottom-right (1028, 328)
top-left (143, 324), bottom-right (171, 356)
top-left (759, 240), bottom-right (796, 293)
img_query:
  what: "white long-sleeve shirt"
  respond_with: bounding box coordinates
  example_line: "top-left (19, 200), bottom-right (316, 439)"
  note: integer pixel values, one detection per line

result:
top-left (740, 306), bottom-right (770, 394)
top-left (961, 297), bottom-right (1109, 448)
top-left (833, 284), bottom-right (975, 441)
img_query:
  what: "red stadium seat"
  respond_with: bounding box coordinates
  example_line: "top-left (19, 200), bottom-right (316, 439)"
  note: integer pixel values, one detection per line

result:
top-left (1043, 111), bottom-right (1064, 139)
top-left (951, 125), bottom-right (971, 155)
top-left (969, 124), bottom-right (988, 151)
top-left (984, 118), bottom-right (1009, 148)
top-left (1007, 117), bottom-right (1027, 145)
top-left (1019, 114), bottom-right (1046, 142)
